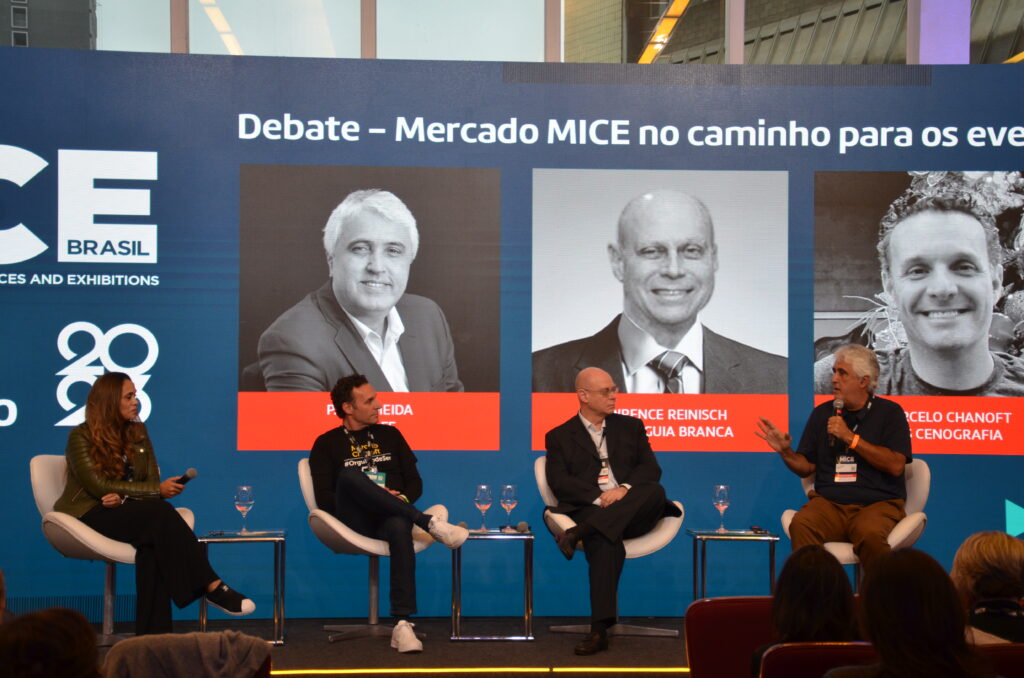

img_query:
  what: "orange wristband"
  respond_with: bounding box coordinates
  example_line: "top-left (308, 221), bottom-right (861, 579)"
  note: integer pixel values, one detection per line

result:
top-left (850, 434), bottom-right (861, 450)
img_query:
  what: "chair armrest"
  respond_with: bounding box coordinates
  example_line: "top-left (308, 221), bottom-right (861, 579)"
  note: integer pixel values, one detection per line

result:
top-left (781, 509), bottom-right (797, 538)
top-left (542, 508), bottom-right (577, 538)
top-left (625, 501), bottom-right (684, 558)
top-left (175, 507), bottom-right (195, 531)
top-left (887, 511), bottom-right (926, 550)
top-left (308, 508), bottom-right (390, 557)
top-left (42, 511), bottom-right (137, 563)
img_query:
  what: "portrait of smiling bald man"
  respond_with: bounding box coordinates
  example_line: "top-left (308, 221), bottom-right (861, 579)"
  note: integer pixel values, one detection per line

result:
top-left (258, 189), bottom-right (463, 392)
top-left (533, 189), bottom-right (787, 394)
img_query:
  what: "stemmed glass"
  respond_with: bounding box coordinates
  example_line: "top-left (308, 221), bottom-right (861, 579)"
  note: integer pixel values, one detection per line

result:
top-left (235, 485), bottom-right (255, 533)
top-left (474, 484), bottom-right (492, 532)
top-left (500, 484), bottom-right (518, 529)
top-left (713, 484), bottom-right (730, 533)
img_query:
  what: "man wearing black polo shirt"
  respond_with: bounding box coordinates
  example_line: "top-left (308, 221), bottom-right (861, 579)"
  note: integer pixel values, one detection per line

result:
top-left (309, 374), bottom-right (469, 653)
top-left (757, 344), bottom-right (912, 572)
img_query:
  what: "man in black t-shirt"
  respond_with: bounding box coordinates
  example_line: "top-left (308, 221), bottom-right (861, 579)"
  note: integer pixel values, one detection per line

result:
top-left (757, 344), bottom-right (912, 572)
top-left (309, 374), bottom-right (468, 653)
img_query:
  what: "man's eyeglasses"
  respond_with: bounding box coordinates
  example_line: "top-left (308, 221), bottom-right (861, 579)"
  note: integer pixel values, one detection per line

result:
top-left (580, 386), bottom-right (619, 397)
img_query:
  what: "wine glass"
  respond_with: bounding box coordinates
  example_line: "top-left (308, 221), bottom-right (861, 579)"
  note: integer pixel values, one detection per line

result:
top-left (500, 484), bottom-right (517, 529)
top-left (713, 484), bottom-right (730, 533)
top-left (474, 484), bottom-right (492, 532)
top-left (235, 485), bottom-right (255, 533)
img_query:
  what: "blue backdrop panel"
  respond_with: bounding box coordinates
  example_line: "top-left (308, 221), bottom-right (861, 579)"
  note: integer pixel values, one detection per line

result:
top-left (1, 49), bottom-right (1022, 621)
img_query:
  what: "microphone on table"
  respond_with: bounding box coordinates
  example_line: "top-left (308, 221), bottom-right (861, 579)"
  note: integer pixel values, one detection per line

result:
top-left (175, 468), bottom-right (197, 485)
top-left (830, 398), bottom-right (844, 446)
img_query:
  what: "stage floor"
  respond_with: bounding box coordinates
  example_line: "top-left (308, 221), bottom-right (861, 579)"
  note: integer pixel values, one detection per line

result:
top-left (165, 616), bottom-right (691, 676)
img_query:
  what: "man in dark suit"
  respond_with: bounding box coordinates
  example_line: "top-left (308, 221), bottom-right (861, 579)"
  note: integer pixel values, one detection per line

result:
top-left (545, 367), bottom-right (681, 656)
top-left (258, 189), bottom-right (462, 392)
top-left (533, 189), bottom-right (785, 394)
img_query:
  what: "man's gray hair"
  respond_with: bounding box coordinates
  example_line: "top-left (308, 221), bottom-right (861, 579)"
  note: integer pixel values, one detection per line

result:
top-left (834, 344), bottom-right (880, 392)
top-left (322, 189), bottom-right (419, 260)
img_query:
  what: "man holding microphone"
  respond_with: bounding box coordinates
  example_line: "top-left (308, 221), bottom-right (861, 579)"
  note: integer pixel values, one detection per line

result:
top-left (757, 344), bottom-right (912, 572)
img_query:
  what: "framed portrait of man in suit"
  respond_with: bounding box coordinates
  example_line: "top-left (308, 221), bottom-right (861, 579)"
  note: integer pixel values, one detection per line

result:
top-left (531, 168), bottom-right (789, 396)
top-left (238, 164), bottom-right (501, 394)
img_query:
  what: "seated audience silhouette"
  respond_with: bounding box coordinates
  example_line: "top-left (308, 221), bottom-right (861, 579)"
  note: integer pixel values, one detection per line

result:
top-left (752, 544), bottom-right (857, 676)
top-left (825, 548), bottom-right (995, 678)
top-left (0, 607), bottom-right (101, 678)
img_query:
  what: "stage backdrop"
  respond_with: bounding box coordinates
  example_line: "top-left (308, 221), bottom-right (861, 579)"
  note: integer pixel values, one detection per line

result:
top-left (1, 49), bottom-right (1023, 623)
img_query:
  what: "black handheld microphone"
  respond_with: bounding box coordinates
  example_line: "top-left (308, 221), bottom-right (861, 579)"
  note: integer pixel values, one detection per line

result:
top-left (175, 468), bottom-right (197, 485)
top-left (830, 398), bottom-right (845, 446)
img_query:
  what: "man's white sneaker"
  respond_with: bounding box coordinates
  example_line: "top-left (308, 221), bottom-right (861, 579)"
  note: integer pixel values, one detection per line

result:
top-left (390, 619), bottom-right (423, 653)
top-left (428, 515), bottom-right (469, 549)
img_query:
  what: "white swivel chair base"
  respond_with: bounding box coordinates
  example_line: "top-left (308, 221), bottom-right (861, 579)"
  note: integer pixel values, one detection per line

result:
top-left (323, 623), bottom-right (393, 643)
top-left (323, 623), bottom-right (426, 643)
top-left (549, 622), bottom-right (678, 637)
top-left (96, 562), bottom-right (133, 647)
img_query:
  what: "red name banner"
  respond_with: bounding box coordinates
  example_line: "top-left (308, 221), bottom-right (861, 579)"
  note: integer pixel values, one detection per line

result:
top-left (531, 393), bottom-right (788, 452)
top-left (814, 395), bottom-right (1024, 455)
top-left (238, 392), bottom-right (500, 451)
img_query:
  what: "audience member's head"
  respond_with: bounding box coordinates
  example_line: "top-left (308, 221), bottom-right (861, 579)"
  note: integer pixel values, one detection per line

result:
top-left (0, 569), bottom-right (6, 621)
top-left (860, 549), bottom-right (993, 678)
top-left (951, 531), bottom-right (1024, 607)
top-left (0, 607), bottom-right (101, 678)
top-left (772, 545), bottom-right (856, 643)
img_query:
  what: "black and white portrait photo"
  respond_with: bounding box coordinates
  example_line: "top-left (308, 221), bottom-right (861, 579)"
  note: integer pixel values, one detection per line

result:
top-left (532, 169), bottom-right (788, 395)
top-left (239, 164), bottom-right (501, 393)
top-left (814, 170), bottom-right (1024, 397)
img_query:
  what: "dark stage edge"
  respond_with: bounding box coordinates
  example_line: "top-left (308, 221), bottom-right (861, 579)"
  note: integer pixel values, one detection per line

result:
top-left (122, 617), bottom-right (691, 676)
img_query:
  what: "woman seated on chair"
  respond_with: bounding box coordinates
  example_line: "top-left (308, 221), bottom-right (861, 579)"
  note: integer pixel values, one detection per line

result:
top-left (752, 544), bottom-right (858, 676)
top-left (53, 372), bottom-right (254, 635)
top-left (952, 531), bottom-right (1024, 644)
top-left (826, 549), bottom-right (995, 678)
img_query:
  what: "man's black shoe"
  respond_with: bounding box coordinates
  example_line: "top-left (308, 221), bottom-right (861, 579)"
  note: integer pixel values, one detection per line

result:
top-left (555, 527), bottom-right (580, 560)
top-left (574, 630), bottom-right (609, 656)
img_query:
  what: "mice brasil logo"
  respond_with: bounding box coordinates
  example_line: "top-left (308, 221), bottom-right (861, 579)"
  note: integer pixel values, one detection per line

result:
top-left (0, 144), bottom-right (157, 265)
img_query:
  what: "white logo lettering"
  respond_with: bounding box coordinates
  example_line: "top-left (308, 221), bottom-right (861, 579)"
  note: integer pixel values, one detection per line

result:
top-left (0, 145), bottom-right (159, 265)
top-left (0, 145), bottom-right (50, 264)
top-left (0, 399), bottom-right (16, 426)
top-left (55, 322), bottom-right (159, 426)
top-left (58, 150), bottom-right (158, 263)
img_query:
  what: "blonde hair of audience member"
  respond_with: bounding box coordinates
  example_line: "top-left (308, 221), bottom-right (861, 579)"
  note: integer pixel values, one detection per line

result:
top-left (952, 531), bottom-right (1024, 607)
top-left (0, 607), bottom-right (101, 678)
